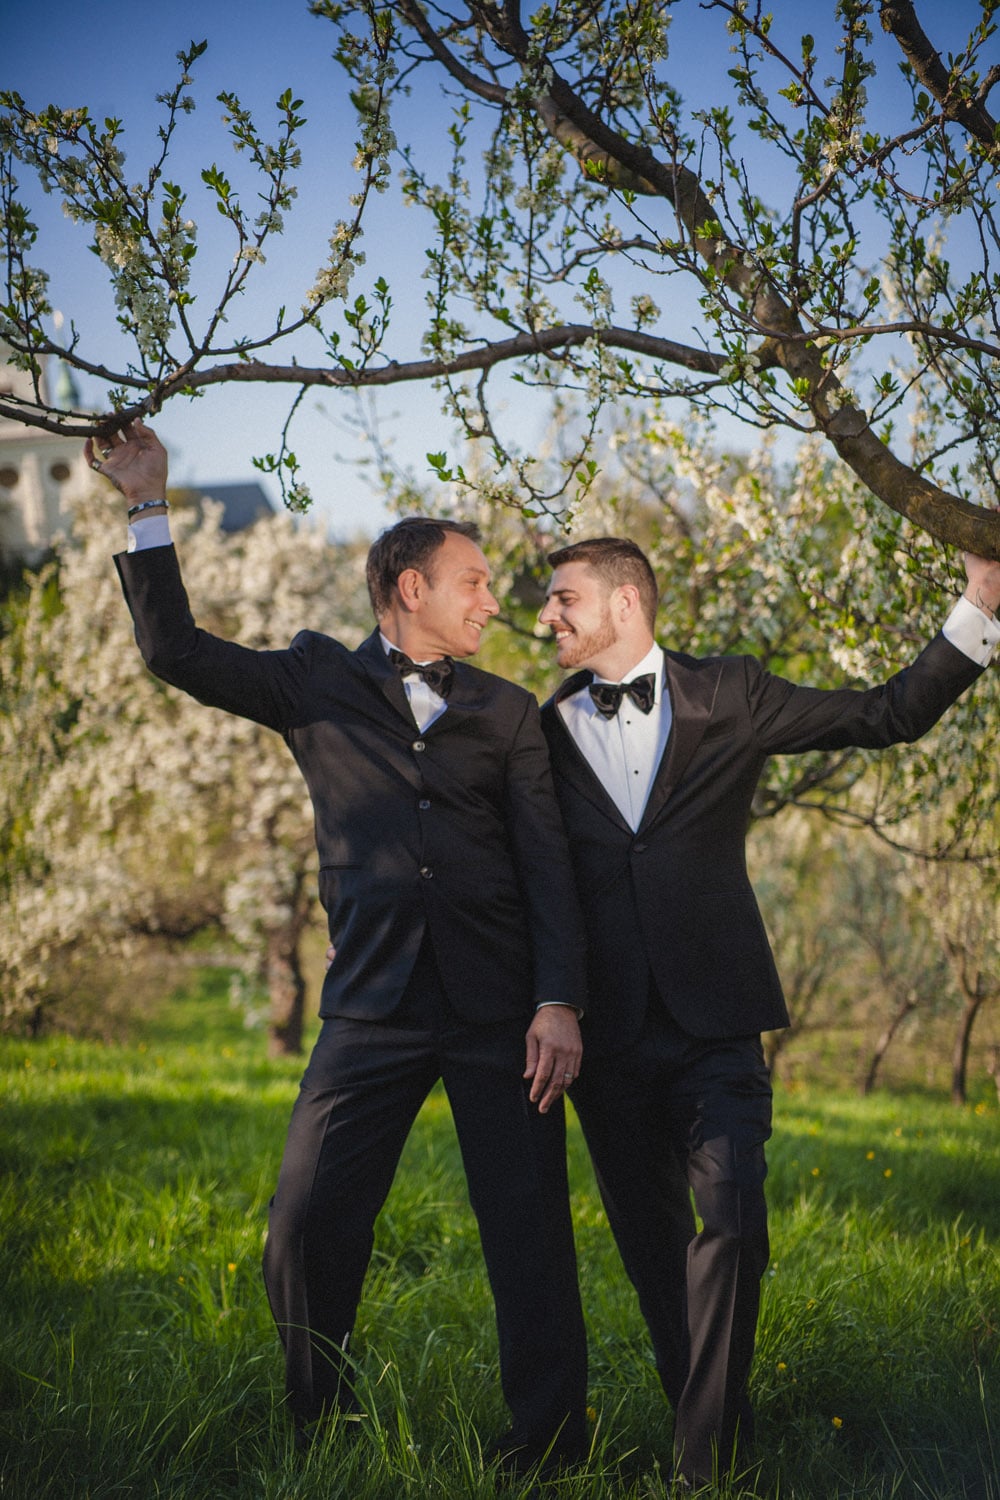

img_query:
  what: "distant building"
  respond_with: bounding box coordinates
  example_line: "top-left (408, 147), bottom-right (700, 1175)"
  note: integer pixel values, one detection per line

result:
top-left (0, 344), bottom-right (92, 566)
top-left (0, 344), bottom-right (273, 566)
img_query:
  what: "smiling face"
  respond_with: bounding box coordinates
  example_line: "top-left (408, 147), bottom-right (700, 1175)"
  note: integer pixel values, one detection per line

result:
top-left (398, 530), bottom-right (500, 659)
top-left (539, 556), bottom-right (658, 681)
top-left (538, 559), bottom-right (621, 671)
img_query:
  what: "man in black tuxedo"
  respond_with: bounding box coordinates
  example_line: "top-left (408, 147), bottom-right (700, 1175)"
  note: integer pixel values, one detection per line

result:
top-left (93, 420), bottom-right (589, 1469)
top-left (537, 535), bottom-right (1000, 1485)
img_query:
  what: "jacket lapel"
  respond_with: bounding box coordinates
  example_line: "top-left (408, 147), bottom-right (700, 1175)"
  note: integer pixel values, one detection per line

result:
top-left (638, 652), bottom-right (723, 831)
top-left (427, 659), bottom-right (492, 732)
top-left (355, 628), bottom-right (416, 724)
top-left (544, 672), bottom-right (633, 833)
top-left (547, 653), bottom-right (725, 833)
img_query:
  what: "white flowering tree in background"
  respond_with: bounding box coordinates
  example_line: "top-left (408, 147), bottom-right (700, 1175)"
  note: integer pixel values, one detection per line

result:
top-left (2, 1), bottom-right (1000, 559)
top-left (0, 492), bottom-right (371, 1050)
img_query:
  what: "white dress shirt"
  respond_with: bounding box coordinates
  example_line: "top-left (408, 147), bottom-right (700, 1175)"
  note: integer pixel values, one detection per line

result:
top-left (942, 594), bottom-right (1000, 667)
top-left (377, 631), bottom-right (448, 731)
top-left (556, 643), bottom-right (671, 831)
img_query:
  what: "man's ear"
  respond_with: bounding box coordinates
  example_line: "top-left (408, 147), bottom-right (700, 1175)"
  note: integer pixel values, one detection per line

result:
top-left (395, 567), bottom-right (424, 612)
top-left (615, 583), bottom-right (642, 622)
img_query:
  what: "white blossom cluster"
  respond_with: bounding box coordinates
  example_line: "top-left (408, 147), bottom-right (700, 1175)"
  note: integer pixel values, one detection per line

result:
top-left (93, 220), bottom-right (186, 359)
top-left (304, 222), bottom-right (365, 309)
top-left (302, 19), bottom-right (395, 315)
top-left (1, 490), bottom-right (371, 1033)
top-left (3, 61), bottom-right (308, 398)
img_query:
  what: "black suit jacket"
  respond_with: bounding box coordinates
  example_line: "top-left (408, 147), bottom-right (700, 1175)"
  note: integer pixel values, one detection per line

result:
top-left (116, 545), bottom-right (587, 1024)
top-left (542, 633), bottom-right (983, 1051)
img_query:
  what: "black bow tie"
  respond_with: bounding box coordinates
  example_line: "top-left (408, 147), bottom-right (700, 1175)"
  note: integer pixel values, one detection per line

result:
top-left (388, 648), bottom-right (454, 698)
top-left (589, 672), bottom-right (656, 719)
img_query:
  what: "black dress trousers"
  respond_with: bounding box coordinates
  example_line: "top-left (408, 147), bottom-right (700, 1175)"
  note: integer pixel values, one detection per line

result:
top-left (571, 990), bottom-right (772, 1483)
top-left (263, 935), bottom-right (588, 1450)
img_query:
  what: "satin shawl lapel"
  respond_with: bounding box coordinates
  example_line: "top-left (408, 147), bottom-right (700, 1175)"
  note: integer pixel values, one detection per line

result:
top-left (638, 652), bottom-right (724, 831)
top-left (544, 671), bottom-right (632, 834)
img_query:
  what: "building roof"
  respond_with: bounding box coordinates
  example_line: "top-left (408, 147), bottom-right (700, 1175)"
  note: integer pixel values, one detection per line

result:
top-left (193, 481), bottom-right (275, 532)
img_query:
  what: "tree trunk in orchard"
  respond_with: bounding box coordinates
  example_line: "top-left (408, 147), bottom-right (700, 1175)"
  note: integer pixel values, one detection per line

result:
top-left (950, 992), bottom-right (985, 1106)
top-left (861, 990), bottom-right (920, 1096)
top-left (988, 1047), bottom-right (1000, 1107)
top-left (265, 880), bottom-right (312, 1058)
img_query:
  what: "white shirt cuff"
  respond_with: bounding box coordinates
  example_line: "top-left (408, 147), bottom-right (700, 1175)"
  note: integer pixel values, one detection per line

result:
top-left (942, 595), bottom-right (1000, 668)
top-left (126, 514), bottom-right (173, 552)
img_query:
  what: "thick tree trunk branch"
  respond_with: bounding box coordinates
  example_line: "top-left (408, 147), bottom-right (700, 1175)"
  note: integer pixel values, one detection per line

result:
top-left (827, 420), bottom-right (1000, 555)
top-left (472, 25), bottom-right (1000, 557)
top-left (397, 0), bottom-right (507, 104)
top-left (880, 0), bottom-right (1000, 150)
top-left (8, 3), bottom-right (1000, 555)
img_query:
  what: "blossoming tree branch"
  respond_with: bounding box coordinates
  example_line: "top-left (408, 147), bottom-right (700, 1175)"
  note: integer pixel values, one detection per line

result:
top-left (3, 1), bottom-right (1000, 554)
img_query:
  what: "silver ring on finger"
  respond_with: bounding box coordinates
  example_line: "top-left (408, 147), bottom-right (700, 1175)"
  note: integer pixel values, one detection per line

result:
top-left (91, 459), bottom-right (103, 471)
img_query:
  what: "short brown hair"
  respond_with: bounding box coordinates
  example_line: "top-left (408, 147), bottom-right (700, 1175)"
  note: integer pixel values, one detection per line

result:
top-left (366, 516), bottom-right (481, 618)
top-left (548, 537), bottom-right (659, 629)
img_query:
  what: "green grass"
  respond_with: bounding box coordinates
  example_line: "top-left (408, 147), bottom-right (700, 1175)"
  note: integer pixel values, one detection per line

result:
top-left (1, 974), bottom-right (997, 1499)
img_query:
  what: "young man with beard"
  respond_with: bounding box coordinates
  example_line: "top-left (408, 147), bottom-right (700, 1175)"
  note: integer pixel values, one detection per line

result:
top-left (537, 534), bottom-right (999, 1486)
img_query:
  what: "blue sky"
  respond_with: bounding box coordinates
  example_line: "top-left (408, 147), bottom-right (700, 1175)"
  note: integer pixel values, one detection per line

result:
top-left (6, 0), bottom-right (410, 533)
top-left (5, 0), bottom-right (993, 535)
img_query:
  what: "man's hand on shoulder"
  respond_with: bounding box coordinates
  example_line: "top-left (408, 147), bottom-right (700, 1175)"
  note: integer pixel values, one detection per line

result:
top-left (85, 418), bottom-right (169, 505)
top-left (963, 549), bottom-right (1000, 620)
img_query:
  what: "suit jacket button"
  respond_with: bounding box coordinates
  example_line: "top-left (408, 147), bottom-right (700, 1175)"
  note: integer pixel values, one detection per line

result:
top-left (633, 841), bottom-right (648, 853)
top-left (412, 739), bottom-right (426, 752)
top-left (419, 866), bottom-right (433, 879)
top-left (419, 799), bottom-right (431, 810)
